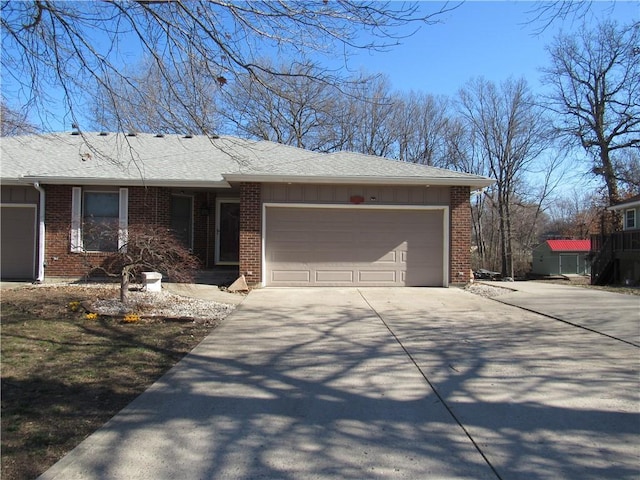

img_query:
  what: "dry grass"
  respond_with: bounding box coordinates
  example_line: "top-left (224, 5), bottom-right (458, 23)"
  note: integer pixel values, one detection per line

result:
top-left (1, 285), bottom-right (223, 480)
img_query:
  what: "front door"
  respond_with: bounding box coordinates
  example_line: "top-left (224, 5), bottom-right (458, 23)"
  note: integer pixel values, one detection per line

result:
top-left (215, 199), bottom-right (240, 265)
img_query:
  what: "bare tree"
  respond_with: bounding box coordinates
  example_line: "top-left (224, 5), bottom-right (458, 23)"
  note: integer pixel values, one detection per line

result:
top-left (339, 75), bottom-right (398, 157)
top-left (614, 148), bottom-right (640, 195)
top-left (1, 101), bottom-right (38, 136)
top-left (94, 225), bottom-right (201, 303)
top-left (219, 60), bottom-right (344, 151)
top-left (90, 57), bottom-right (221, 135)
top-left (458, 77), bottom-right (554, 277)
top-left (2, 1), bottom-right (453, 133)
top-left (542, 20), bottom-right (640, 209)
top-left (525, 2), bottom-right (597, 34)
top-left (544, 190), bottom-right (603, 239)
top-left (393, 92), bottom-right (450, 165)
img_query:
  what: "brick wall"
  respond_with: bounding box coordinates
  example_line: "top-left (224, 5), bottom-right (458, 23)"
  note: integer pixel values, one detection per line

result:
top-left (44, 185), bottom-right (172, 278)
top-left (128, 186), bottom-right (172, 227)
top-left (44, 185), bottom-right (78, 277)
top-left (450, 186), bottom-right (472, 284)
top-left (239, 182), bottom-right (262, 286)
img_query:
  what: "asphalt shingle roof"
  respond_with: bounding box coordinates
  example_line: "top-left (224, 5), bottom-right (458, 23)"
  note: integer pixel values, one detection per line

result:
top-left (1, 132), bottom-right (493, 188)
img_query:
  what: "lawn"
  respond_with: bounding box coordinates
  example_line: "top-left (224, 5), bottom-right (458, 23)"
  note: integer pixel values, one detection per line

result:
top-left (1, 285), bottom-right (224, 480)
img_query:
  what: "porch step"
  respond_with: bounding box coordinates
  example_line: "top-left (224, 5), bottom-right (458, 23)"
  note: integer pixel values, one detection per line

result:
top-left (194, 268), bottom-right (239, 286)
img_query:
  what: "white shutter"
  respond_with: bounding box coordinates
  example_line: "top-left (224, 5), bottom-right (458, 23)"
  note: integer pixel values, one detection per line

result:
top-left (118, 188), bottom-right (128, 250)
top-left (70, 187), bottom-right (83, 252)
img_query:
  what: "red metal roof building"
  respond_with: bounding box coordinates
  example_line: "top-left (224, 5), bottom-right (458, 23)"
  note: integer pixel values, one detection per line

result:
top-left (546, 239), bottom-right (591, 252)
top-left (532, 239), bottom-right (591, 276)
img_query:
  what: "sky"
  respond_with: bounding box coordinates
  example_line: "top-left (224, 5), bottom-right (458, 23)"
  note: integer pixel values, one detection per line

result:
top-left (347, 1), bottom-right (638, 97)
top-left (3, 1), bottom-right (637, 130)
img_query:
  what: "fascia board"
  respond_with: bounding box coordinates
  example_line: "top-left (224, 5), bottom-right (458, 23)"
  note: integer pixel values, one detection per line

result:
top-left (608, 200), bottom-right (640, 211)
top-left (17, 176), bottom-right (232, 188)
top-left (223, 174), bottom-right (495, 188)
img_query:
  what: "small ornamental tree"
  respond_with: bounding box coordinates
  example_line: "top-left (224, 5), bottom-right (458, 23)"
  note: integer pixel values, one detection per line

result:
top-left (98, 225), bottom-right (201, 303)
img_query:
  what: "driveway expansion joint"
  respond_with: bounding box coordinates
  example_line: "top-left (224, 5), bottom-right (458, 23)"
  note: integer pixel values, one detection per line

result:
top-left (489, 297), bottom-right (640, 348)
top-left (357, 288), bottom-right (504, 480)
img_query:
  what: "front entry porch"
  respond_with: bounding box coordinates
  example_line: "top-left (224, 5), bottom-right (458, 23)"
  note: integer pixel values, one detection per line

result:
top-left (193, 267), bottom-right (240, 286)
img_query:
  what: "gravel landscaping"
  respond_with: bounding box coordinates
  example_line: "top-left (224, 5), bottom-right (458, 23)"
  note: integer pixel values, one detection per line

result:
top-left (88, 288), bottom-right (236, 319)
top-left (464, 282), bottom-right (514, 298)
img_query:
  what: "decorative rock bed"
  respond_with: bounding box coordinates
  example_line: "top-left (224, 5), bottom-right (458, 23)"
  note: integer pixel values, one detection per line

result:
top-left (84, 289), bottom-right (235, 322)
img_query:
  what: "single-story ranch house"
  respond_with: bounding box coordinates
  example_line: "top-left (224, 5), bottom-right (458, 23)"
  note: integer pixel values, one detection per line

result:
top-left (1, 132), bottom-right (493, 287)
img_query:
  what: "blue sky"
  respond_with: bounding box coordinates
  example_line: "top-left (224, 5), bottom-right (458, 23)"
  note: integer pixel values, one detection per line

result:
top-left (347, 1), bottom-right (638, 97)
top-left (3, 1), bottom-right (637, 130)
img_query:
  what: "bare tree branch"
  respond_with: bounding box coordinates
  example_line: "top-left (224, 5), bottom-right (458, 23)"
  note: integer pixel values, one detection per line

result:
top-left (1, 0), bottom-right (455, 133)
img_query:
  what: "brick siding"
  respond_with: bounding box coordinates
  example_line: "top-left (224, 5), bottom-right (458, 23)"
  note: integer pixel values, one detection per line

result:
top-left (239, 182), bottom-right (262, 286)
top-left (43, 185), bottom-right (173, 278)
top-left (41, 182), bottom-right (472, 286)
top-left (449, 186), bottom-right (472, 284)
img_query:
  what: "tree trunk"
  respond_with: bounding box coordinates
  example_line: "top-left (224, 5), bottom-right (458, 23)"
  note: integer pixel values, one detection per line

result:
top-left (600, 147), bottom-right (623, 230)
top-left (120, 271), bottom-right (129, 304)
top-left (498, 196), bottom-right (509, 278)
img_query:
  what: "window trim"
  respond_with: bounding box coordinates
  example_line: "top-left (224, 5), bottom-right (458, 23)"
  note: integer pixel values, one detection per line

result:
top-left (71, 187), bottom-right (128, 253)
top-left (625, 208), bottom-right (636, 230)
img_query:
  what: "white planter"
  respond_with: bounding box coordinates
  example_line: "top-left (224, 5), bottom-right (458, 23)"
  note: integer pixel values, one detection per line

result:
top-left (142, 272), bottom-right (162, 292)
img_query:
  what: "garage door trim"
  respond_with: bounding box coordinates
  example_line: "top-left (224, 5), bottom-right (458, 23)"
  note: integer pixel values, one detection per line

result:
top-left (262, 203), bottom-right (449, 287)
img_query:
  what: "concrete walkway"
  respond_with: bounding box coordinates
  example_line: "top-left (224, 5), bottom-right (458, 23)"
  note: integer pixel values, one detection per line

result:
top-left (482, 281), bottom-right (640, 346)
top-left (39, 288), bottom-right (639, 480)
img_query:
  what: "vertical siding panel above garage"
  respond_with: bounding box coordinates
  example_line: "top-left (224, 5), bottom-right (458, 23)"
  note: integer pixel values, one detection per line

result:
top-left (262, 184), bottom-right (449, 206)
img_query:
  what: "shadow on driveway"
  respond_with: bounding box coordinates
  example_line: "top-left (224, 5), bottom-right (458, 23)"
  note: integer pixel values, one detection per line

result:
top-left (40, 288), bottom-right (639, 480)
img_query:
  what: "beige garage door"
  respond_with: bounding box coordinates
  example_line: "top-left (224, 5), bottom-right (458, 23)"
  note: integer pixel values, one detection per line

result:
top-left (265, 207), bottom-right (445, 287)
top-left (1, 205), bottom-right (37, 279)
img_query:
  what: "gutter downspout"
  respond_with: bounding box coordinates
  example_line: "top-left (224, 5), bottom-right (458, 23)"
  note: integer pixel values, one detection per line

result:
top-left (33, 182), bottom-right (45, 283)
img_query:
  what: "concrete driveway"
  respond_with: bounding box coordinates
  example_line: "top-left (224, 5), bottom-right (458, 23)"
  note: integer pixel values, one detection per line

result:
top-left (40, 288), bottom-right (639, 480)
top-left (481, 281), bottom-right (640, 346)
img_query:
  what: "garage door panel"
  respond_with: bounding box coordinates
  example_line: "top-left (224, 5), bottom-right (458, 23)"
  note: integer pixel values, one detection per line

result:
top-left (265, 207), bottom-right (444, 287)
top-left (316, 270), bottom-right (354, 282)
top-left (271, 270), bottom-right (311, 282)
top-left (1, 205), bottom-right (37, 280)
top-left (271, 247), bottom-right (407, 264)
top-left (359, 270), bottom-right (397, 282)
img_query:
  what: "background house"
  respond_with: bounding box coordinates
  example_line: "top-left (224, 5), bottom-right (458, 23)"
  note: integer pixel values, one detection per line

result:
top-left (531, 239), bottom-right (591, 276)
top-left (591, 194), bottom-right (640, 285)
top-left (1, 132), bottom-right (493, 287)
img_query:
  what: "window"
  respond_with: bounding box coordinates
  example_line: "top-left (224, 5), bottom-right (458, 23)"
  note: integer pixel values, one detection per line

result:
top-left (170, 195), bottom-right (193, 250)
top-left (625, 209), bottom-right (636, 230)
top-left (71, 187), bottom-right (128, 252)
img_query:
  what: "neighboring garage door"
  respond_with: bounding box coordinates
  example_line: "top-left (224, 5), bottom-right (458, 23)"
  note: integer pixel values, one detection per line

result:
top-left (265, 206), bottom-right (445, 287)
top-left (1, 205), bottom-right (37, 280)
